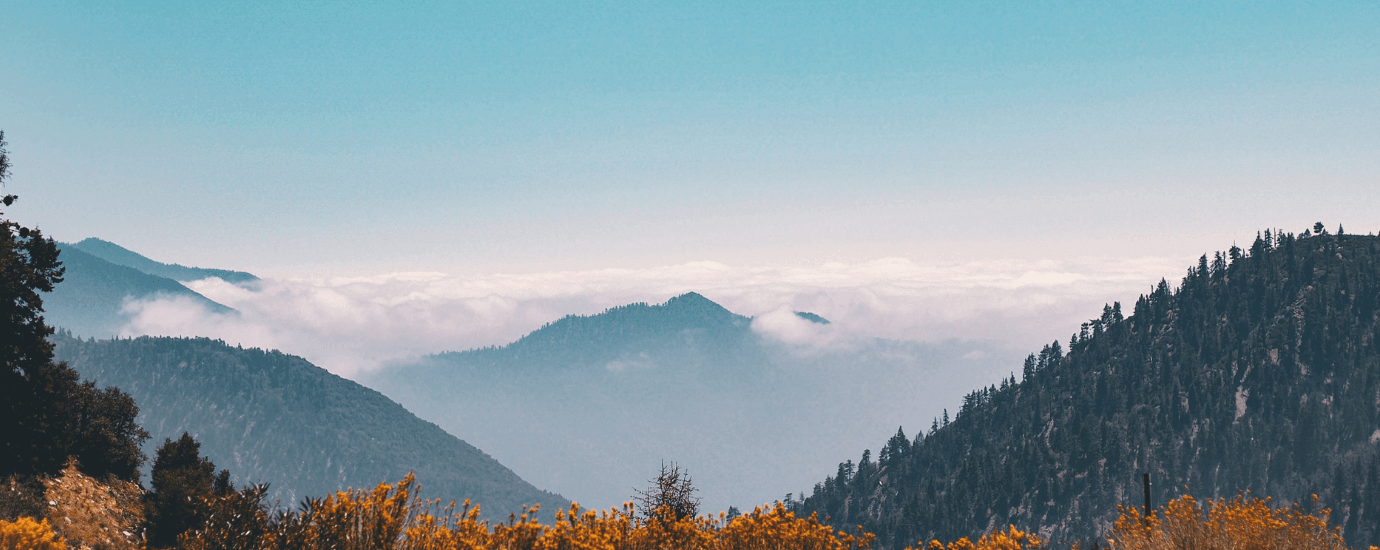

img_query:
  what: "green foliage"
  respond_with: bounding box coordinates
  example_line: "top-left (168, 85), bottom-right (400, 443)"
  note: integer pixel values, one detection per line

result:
top-left (800, 229), bottom-right (1380, 547)
top-left (0, 131), bottom-right (148, 482)
top-left (146, 433), bottom-right (218, 548)
top-left (0, 128), bottom-right (67, 437)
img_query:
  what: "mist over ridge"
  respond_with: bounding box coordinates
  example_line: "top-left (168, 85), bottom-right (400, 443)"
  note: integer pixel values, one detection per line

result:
top-left (39, 235), bottom-right (1309, 515)
top-left (361, 291), bottom-right (1026, 514)
top-left (106, 249), bottom-right (1192, 379)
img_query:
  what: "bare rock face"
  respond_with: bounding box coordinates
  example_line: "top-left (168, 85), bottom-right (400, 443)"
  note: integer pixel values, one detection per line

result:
top-left (42, 462), bottom-right (144, 550)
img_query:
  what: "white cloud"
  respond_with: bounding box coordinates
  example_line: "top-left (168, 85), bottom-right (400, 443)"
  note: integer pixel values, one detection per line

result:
top-left (117, 254), bottom-right (1186, 378)
top-left (750, 307), bottom-right (839, 348)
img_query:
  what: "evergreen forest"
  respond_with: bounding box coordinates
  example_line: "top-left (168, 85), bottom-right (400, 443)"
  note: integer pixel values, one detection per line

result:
top-left (797, 227), bottom-right (1380, 547)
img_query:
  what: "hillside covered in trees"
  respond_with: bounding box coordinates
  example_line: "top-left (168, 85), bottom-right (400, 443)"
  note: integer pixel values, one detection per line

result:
top-left (51, 334), bottom-right (568, 519)
top-left (798, 227), bottom-right (1380, 547)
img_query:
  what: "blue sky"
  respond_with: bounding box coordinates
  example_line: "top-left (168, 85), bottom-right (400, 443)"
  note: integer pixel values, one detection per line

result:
top-left (8, 2), bottom-right (1379, 509)
top-left (3, 1), bottom-right (1378, 273)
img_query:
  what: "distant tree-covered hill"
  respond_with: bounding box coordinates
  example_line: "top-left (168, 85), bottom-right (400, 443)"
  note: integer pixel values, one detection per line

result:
top-left (44, 244), bottom-right (232, 338)
top-left (456, 292), bottom-right (766, 370)
top-left (362, 292), bottom-right (1019, 514)
top-left (797, 228), bottom-right (1380, 548)
top-left (67, 238), bottom-right (258, 284)
top-left (51, 334), bottom-right (567, 519)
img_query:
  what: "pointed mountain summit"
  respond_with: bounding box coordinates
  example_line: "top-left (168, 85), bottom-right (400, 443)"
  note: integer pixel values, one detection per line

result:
top-left (450, 292), bottom-right (758, 371)
top-left (68, 238), bottom-right (258, 284)
top-left (662, 291), bottom-right (743, 321)
top-left (363, 292), bottom-right (1014, 514)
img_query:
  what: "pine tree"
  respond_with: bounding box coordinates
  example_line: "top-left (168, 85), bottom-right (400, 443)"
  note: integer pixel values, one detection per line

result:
top-left (1, 131), bottom-right (147, 482)
top-left (145, 433), bottom-right (217, 548)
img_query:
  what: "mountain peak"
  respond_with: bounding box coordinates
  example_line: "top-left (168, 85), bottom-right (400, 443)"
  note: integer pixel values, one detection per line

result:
top-left (445, 292), bottom-right (754, 368)
top-left (666, 291), bottom-right (711, 305)
top-left (46, 244), bottom-right (234, 337)
top-left (68, 238), bottom-right (257, 284)
top-left (661, 291), bottom-right (733, 316)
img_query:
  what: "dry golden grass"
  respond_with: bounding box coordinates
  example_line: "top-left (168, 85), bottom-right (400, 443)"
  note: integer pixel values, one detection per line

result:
top-left (41, 462), bottom-right (144, 550)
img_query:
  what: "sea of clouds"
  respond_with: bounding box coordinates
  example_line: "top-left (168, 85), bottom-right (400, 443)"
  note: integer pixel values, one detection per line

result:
top-left (118, 254), bottom-right (1187, 378)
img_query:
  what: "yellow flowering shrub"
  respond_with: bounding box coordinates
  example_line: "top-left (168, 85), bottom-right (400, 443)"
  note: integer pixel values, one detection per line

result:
top-left (194, 474), bottom-right (874, 550)
top-left (717, 503), bottom-right (873, 550)
top-left (909, 525), bottom-right (1041, 550)
top-left (1108, 494), bottom-right (1356, 550)
top-left (176, 474), bottom-right (1380, 550)
top-left (0, 516), bottom-right (65, 550)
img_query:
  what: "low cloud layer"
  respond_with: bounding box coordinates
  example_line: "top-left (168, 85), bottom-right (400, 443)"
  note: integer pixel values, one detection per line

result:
top-left (119, 254), bottom-right (1187, 378)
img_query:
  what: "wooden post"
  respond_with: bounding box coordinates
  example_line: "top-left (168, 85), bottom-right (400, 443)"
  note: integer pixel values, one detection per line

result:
top-left (1143, 472), bottom-right (1152, 518)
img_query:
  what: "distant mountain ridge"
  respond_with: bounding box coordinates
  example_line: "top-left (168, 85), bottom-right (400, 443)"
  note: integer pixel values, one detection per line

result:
top-left (45, 244), bottom-right (232, 338)
top-left (441, 291), bottom-right (761, 371)
top-left (68, 238), bottom-right (258, 283)
top-left (796, 230), bottom-right (1380, 547)
top-left (363, 293), bottom-right (1017, 514)
top-left (51, 333), bottom-right (567, 518)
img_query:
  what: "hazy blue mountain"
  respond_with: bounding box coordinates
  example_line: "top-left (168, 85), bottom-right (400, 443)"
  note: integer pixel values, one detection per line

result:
top-left (51, 333), bottom-right (567, 518)
top-left (440, 292), bottom-right (765, 372)
top-left (67, 238), bottom-right (258, 283)
top-left (796, 230), bottom-right (1380, 548)
top-left (361, 292), bottom-right (1019, 515)
top-left (44, 244), bottom-right (232, 338)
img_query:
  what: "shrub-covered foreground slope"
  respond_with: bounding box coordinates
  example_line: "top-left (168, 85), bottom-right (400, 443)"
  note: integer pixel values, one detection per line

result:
top-left (800, 230), bottom-right (1380, 547)
top-left (51, 334), bottom-right (567, 518)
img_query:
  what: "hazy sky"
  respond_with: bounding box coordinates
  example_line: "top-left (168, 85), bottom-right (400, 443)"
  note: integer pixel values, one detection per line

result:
top-left (3, 1), bottom-right (1377, 276)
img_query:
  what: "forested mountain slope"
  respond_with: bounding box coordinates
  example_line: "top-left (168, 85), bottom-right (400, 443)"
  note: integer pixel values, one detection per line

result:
top-left (363, 292), bottom-right (1018, 515)
top-left (799, 229), bottom-right (1380, 547)
top-left (45, 244), bottom-right (231, 338)
top-left (51, 334), bottom-right (567, 518)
